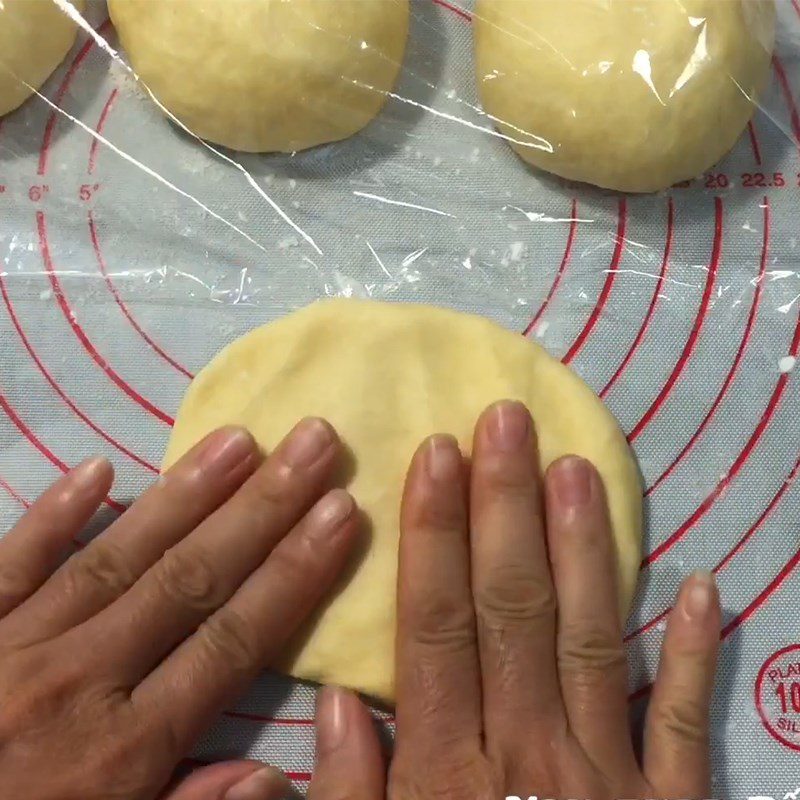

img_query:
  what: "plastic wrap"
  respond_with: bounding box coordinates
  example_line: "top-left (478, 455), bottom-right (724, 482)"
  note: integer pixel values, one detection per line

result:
top-left (0, 0), bottom-right (798, 795)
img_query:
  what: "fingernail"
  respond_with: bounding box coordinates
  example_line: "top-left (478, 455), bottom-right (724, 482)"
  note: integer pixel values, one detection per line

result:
top-left (680, 570), bottom-right (717, 621)
top-left (199, 426), bottom-right (254, 472)
top-left (425, 434), bottom-right (462, 482)
top-left (486, 400), bottom-right (530, 452)
top-left (308, 489), bottom-right (354, 538)
top-left (316, 686), bottom-right (349, 755)
top-left (225, 766), bottom-right (289, 800)
top-left (70, 456), bottom-right (110, 489)
top-left (282, 417), bottom-right (334, 468)
top-left (550, 456), bottom-right (593, 507)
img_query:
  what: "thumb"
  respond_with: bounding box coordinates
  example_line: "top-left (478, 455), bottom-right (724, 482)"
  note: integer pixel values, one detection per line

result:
top-left (164, 760), bottom-right (291, 800)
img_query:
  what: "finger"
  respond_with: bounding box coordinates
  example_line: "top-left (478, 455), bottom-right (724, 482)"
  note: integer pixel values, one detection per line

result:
top-left (84, 417), bottom-right (340, 683)
top-left (308, 687), bottom-right (385, 800)
top-left (136, 488), bottom-right (360, 750)
top-left (1, 427), bottom-right (259, 647)
top-left (644, 571), bottom-right (720, 797)
top-left (0, 457), bottom-right (112, 620)
top-left (470, 401), bottom-right (564, 757)
top-left (164, 761), bottom-right (289, 800)
top-left (545, 456), bottom-right (637, 781)
top-left (394, 435), bottom-right (482, 763)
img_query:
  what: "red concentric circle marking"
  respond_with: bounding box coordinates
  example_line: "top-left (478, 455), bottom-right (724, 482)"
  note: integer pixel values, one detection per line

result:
top-left (0, 388), bottom-right (125, 512)
top-left (0, 475), bottom-right (30, 509)
top-left (86, 86), bottom-right (195, 380)
top-left (773, 57), bottom-right (800, 153)
top-left (431, 0), bottom-right (471, 22)
top-left (646, 197), bottom-right (770, 496)
top-left (642, 298), bottom-right (800, 568)
top-left (88, 87), bottom-right (118, 175)
top-left (626, 450), bottom-right (799, 644)
top-left (747, 121), bottom-right (763, 167)
top-left (37, 212), bottom-right (176, 427)
top-left (38, 19), bottom-right (112, 177)
top-left (755, 643), bottom-right (800, 752)
top-left (0, 271), bottom-right (159, 473)
top-left (626, 197), bottom-right (722, 442)
top-left (562, 197), bottom-right (627, 365)
top-left (522, 198), bottom-right (578, 336)
top-left (600, 198), bottom-right (674, 398)
top-left (88, 212), bottom-right (195, 380)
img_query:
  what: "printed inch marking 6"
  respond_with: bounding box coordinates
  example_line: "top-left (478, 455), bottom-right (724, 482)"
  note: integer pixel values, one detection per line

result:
top-left (28, 185), bottom-right (50, 202)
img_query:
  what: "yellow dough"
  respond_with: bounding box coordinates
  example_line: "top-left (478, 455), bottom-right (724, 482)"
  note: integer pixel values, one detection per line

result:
top-left (0, 0), bottom-right (85, 117)
top-left (108, 0), bottom-right (409, 153)
top-left (164, 300), bottom-right (642, 702)
top-left (475, 0), bottom-right (776, 192)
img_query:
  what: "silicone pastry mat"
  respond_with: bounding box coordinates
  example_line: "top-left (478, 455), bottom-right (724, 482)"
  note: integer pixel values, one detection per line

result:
top-left (0, 1), bottom-right (798, 796)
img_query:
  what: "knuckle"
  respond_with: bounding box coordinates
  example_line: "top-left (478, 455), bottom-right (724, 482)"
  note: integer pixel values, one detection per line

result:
top-left (479, 455), bottom-right (537, 497)
top-left (557, 623), bottom-right (626, 680)
top-left (197, 607), bottom-right (259, 674)
top-left (652, 699), bottom-right (707, 746)
top-left (268, 537), bottom-right (319, 585)
top-left (0, 560), bottom-right (32, 607)
top-left (412, 497), bottom-right (465, 533)
top-left (246, 465), bottom-right (296, 510)
top-left (391, 754), bottom-right (494, 800)
top-left (475, 566), bottom-right (555, 625)
top-left (64, 540), bottom-right (137, 600)
top-left (155, 546), bottom-right (221, 611)
top-left (409, 594), bottom-right (476, 653)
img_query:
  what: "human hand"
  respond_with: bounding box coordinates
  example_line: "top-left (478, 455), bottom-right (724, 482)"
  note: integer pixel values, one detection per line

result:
top-left (309, 400), bottom-right (721, 800)
top-left (0, 420), bottom-right (360, 800)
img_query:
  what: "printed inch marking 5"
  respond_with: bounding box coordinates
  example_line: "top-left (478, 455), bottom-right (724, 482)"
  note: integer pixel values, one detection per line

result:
top-left (79, 183), bottom-right (101, 202)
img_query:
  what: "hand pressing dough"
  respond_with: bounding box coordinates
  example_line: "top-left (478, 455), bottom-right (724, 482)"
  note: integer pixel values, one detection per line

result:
top-left (164, 300), bottom-right (642, 702)
top-left (0, 0), bottom-right (86, 117)
top-left (108, 0), bottom-right (409, 153)
top-left (475, 0), bottom-right (776, 192)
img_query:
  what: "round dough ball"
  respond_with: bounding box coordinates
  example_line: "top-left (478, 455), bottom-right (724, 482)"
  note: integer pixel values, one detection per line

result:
top-left (475, 0), bottom-right (776, 192)
top-left (0, 0), bottom-right (85, 117)
top-left (109, 0), bottom-right (409, 153)
top-left (164, 300), bottom-right (642, 702)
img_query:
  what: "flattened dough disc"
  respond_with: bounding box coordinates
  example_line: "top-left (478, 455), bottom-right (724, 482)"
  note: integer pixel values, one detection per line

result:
top-left (164, 300), bottom-right (642, 702)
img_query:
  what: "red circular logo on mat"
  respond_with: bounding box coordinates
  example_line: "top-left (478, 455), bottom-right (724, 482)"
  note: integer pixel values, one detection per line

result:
top-left (756, 644), bottom-right (800, 752)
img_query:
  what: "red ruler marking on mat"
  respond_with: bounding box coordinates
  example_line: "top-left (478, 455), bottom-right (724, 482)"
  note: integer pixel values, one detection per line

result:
top-left (773, 57), bottom-right (800, 153)
top-left (0, 475), bottom-right (30, 509)
top-left (88, 88), bottom-right (118, 175)
top-left (747, 121), bottom-right (763, 167)
top-left (630, 527), bottom-right (800, 704)
top-left (431, 0), bottom-right (472, 22)
top-left (642, 305), bottom-right (800, 568)
top-left (646, 197), bottom-right (770, 496)
top-left (562, 197), bottom-right (627, 365)
top-left (626, 197), bottom-right (723, 443)
top-left (37, 212), bottom-right (175, 427)
top-left (223, 711), bottom-right (316, 726)
top-left (38, 19), bottom-right (112, 176)
top-left (523, 198), bottom-right (578, 336)
top-left (627, 444), bottom-right (796, 644)
top-left (0, 272), bottom-right (159, 473)
top-left (88, 212), bottom-right (195, 380)
top-left (600, 198), bottom-right (674, 398)
top-left (0, 390), bottom-right (125, 513)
